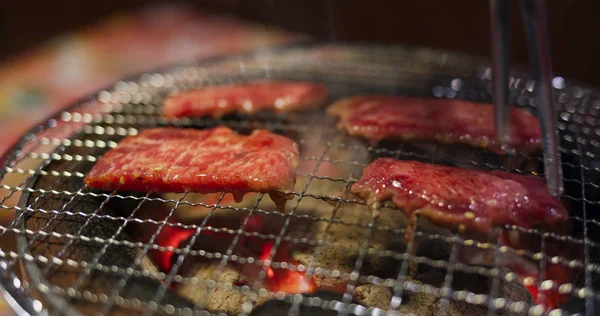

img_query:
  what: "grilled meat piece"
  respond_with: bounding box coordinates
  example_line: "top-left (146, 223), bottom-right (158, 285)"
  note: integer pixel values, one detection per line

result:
top-left (84, 127), bottom-right (299, 210)
top-left (327, 96), bottom-right (542, 154)
top-left (351, 159), bottom-right (567, 235)
top-left (349, 159), bottom-right (572, 306)
top-left (163, 81), bottom-right (327, 118)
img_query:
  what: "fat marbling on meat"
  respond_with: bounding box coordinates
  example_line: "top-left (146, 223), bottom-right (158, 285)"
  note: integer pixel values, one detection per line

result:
top-left (163, 81), bottom-right (327, 118)
top-left (327, 96), bottom-right (542, 154)
top-left (351, 159), bottom-right (567, 235)
top-left (84, 126), bottom-right (299, 210)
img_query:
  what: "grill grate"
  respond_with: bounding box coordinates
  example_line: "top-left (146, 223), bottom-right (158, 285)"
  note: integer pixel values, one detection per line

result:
top-left (1, 43), bottom-right (600, 315)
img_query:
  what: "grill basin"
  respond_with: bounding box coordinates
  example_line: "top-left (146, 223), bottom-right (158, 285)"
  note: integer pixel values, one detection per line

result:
top-left (0, 43), bottom-right (599, 315)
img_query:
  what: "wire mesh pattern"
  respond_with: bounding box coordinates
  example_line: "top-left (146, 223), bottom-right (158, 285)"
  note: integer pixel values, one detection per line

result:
top-left (1, 43), bottom-right (600, 315)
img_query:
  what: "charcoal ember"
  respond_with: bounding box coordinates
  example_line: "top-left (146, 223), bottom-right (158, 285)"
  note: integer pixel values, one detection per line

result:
top-left (352, 284), bottom-right (393, 309)
top-left (250, 291), bottom-right (353, 316)
top-left (169, 183), bottom-right (406, 314)
top-left (392, 277), bottom-right (533, 316)
top-left (139, 254), bottom-right (160, 275)
top-left (411, 215), bottom-right (498, 270)
top-left (176, 262), bottom-right (270, 315)
top-left (247, 276), bottom-right (533, 316)
top-left (290, 203), bottom-right (406, 292)
top-left (154, 148), bottom-right (538, 315)
top-left (411, 213), bottom-right (576, 299)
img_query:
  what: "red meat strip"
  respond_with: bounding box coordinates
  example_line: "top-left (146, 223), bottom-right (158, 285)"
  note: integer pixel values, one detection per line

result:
top-left (351, 159), bottom-right (567, 234)
top-left (163, 81), bottom-right (327, 118)
top-left (327, 96), bottom-right (542, 154)
top-left (84, 127), bottom-right (299, 210)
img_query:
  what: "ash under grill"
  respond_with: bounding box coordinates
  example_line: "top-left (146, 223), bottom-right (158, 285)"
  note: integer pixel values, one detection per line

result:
top-left (1, 43), bottom-right (600, 315)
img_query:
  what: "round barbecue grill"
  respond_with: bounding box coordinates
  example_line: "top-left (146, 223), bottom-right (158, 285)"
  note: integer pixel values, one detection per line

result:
top-left (1, 43), bottom-right (599, 315)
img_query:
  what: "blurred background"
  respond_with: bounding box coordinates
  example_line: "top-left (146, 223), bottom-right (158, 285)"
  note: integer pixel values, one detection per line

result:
top-left (0, 0), bottom-right (595, 154)
top-left (0, 0), bottom-right (597, 82)
top-left (0, 4), bottom-right (596, 186)
top-left (0, 0), bottom-right (597, 150)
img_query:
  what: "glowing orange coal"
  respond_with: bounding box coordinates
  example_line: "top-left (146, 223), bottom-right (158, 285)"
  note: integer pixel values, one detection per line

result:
top-left (150, 215), bottom-right (572, 305)
top-left (499, 231), bottom-right (571, 310)
top-left (150, 213), bottom-right (316, 295)
top-left (151, 225), bottom-right (195, 272)
top-left (521, 263), bottom-right (571, 310)
top-left (257, 240), bottom-right (317, 294)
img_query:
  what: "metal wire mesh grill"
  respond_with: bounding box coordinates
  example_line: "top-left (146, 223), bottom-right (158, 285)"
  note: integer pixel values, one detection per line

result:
top-left (1, 43), bottom-right (600, 315)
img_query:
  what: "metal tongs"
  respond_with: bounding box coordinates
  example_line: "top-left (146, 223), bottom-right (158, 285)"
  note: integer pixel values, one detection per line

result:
top-left (489, 0), bottom-right (563, 196)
